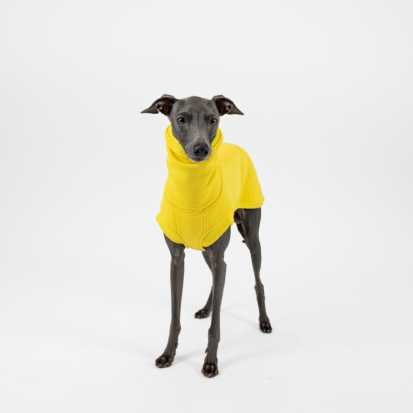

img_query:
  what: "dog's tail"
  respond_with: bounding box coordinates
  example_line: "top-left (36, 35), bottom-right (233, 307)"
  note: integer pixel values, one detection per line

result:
top-left (236, 223), bottom-right (246, 243)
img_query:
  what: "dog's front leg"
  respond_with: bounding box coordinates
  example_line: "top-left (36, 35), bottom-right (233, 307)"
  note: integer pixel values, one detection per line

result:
top-left (155, 235), bottom-right (185, 368)
top-left (202, 227), bottom-right (231, 378)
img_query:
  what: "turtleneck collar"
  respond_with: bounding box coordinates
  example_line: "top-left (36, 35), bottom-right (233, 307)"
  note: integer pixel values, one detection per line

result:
top-left (164, 125), bottom-right (223, 163)
top-left (163, 125), bottom-right (224, 213)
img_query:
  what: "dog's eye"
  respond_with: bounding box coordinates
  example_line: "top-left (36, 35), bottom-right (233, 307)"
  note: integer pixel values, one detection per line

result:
top-left (209, 118), bottom-right (217, 125)
top-left (177, 117), bottom-right (186, 124)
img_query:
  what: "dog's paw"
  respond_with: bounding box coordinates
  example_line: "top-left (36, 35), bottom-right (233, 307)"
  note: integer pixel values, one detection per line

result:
top-left (155, 354), bottom-right (175, 368)
top-left (194, 308), bottom-right (211, 319)
top-left (259, 318), bottom-right (272, 333)
top-left (201, 359), bottom-right (219, 378)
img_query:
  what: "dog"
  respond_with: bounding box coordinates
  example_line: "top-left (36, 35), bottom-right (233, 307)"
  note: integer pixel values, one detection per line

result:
top-left (141, 95), bottom-right (271, 378)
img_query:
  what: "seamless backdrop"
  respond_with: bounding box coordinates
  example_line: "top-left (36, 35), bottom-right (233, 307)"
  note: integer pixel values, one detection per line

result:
top-left (0, 1), bottom-right (412, 412)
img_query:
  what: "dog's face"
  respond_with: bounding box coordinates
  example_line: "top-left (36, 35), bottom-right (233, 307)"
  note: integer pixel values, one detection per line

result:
top-left (142, 95), bottom-right (243, 163)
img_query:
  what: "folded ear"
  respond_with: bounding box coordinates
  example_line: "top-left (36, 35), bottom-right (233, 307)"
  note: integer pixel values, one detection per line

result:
top-left (141, 94), bottom-right (177, 115)
top-left (212, 95), bottom-right (244, 116)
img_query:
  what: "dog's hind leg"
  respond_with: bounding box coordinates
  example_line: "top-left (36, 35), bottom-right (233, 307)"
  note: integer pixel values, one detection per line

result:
top-left (155, 235), bottom-right (185, 368)
top-left (194, 252), bottom-right (213, 319)
top-left (238, 208), bottom-right (272, 333)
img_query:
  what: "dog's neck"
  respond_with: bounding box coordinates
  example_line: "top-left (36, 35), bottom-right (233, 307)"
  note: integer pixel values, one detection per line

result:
top-left (163, 125), bottom-right (223, 214)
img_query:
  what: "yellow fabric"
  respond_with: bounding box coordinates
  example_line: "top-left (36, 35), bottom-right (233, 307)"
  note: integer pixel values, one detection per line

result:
top-left (156, 125), bottom-right (264, 251)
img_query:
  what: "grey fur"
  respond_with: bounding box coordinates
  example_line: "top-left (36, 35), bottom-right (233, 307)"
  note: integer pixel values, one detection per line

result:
top-left (142, 95), bottom-right (271, 378)
top-left (141, 95), bottom-right (243, 163)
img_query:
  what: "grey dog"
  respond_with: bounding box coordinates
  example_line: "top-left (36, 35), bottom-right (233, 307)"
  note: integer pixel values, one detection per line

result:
top-left (141, 95), bottom-right (272, 378)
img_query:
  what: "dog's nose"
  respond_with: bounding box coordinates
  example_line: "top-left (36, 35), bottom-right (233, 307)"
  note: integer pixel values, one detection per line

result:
top-left (193, 144), bottom-right (209, 159)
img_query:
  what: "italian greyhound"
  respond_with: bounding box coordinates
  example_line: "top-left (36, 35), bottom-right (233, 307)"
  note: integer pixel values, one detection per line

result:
top-left (141, 95), bottom-right (272, 378)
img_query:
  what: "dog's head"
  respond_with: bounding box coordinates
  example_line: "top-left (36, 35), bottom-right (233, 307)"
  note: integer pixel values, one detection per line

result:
top-left (141, 95), bottom-right (243, 163)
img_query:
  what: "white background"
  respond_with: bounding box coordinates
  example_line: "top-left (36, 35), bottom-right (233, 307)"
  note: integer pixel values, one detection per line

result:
top-left (1, 1), bottom-right (412, 412)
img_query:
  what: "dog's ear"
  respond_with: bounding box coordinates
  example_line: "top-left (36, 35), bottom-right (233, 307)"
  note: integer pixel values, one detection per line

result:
top-left (212, 95), bottom-right (244, 116)
top-left (141, 94), bottom-right (177, 115)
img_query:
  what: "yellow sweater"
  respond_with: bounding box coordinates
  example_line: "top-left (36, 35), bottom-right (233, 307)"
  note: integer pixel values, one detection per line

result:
top-left (156, 125), bottom-right (264, 251)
